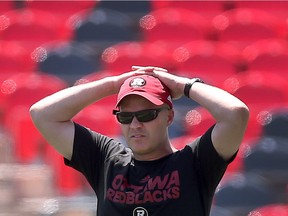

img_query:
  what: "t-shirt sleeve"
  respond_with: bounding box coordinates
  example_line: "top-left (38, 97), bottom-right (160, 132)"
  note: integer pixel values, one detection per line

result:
top-left (192, 125), bottom-right (237, 192)
top-left (64, 123), bottom-right (125, 191)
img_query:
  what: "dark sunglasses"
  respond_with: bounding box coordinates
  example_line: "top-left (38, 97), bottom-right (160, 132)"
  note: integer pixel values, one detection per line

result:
top-left (113, 108), bottom-right (168, 124)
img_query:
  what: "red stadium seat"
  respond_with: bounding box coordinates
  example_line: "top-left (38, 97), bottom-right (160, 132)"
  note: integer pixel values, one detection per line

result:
top-left (0, 41), bottom-right (36, 73)
top-left (75, 70), bottom-right (118, 108)
top-left (25, 0), bottom-right (97, 21)
top-left (242, 39), bottom-right (288, 78)
top-left (234, 1), bottom-right (288, 21)
top-left (173, 40), bottom-right (242, 86)
top-left (139, 8), bottom-right (210, 45)
top-left (1, 70), bottom-right (86, 193)
top-left (225, 154), bottom-right (243, 176)
top-left (184, 106), bottom-right (216, 137)
top-left (73, 104), bottom-right (121, 138)
top-left (1, 73), bottom-right (68, 162)
top-left (0, 72), bottom-right (86, 193)
top-left (243, 109), bottom-right (263, 141)
top-left (171, 134), bottom-right (197, 150)
top-left (248, 204), bottom-right (288, 216)
top-left (221, 71), bottom-right (288, 142)
top-left (222, 71), bottom-right (288, 112)
top-left (0, 1), bottom-right (14, 14)
top-left (0, 72), bottom-right (68, 122)
top-left (101, 41), bottom-right (175, 73)
top-left (151, 1), bottom-right (234, 20)
top-left (1, 120), bottom-right (83, 194)
top-left (211, 8), bottom-right (285, 48)
top-left (44, 144), bottom-right (85, 195)
top-left (0, 9), bottom-right (73, 52)
top-left (3, 106), bottom-right (45, 163)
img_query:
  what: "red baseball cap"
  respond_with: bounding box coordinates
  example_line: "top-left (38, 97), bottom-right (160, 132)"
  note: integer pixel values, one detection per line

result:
top-left (116, 75), bottom-right (173, 108)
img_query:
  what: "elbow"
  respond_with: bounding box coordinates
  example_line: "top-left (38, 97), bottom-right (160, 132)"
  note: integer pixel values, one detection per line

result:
top-left (29, 104), bottom-right (37, 123)
top-left (231, 103), bottom-right (250, 126)
top-left (29, 103), bottom-right (43, 124)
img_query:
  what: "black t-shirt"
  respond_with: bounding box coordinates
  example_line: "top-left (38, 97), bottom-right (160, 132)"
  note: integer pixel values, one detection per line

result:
top-left (65, 123), bottom-right (232, 216)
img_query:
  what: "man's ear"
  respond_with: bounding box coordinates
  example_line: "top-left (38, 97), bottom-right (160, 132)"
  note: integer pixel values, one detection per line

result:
top-left (167, 109), bottom-right (174, 126)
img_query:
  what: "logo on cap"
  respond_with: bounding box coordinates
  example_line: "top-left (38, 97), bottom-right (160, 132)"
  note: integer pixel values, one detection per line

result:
top-left (130, 78), bottom-right (146, 88)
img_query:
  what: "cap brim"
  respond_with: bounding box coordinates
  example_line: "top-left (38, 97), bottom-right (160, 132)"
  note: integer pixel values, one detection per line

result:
top-left (115, 92), bottom-right (164, 108)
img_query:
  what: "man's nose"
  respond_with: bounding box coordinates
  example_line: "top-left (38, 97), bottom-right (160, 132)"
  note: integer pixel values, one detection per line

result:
top-left (129, 116), bottom-right (142, 128)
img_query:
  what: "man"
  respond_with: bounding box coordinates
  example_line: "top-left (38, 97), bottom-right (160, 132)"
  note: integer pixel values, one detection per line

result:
top-left (30, 66), bottom-right (249, 216)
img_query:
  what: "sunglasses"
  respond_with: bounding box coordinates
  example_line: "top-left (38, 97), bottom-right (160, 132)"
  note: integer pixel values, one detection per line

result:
top-left (113, 108), bottom-right (168, 124)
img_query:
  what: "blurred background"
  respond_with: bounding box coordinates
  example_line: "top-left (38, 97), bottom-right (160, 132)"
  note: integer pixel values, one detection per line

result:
top-left (0, 0), bottom-right (288, 215)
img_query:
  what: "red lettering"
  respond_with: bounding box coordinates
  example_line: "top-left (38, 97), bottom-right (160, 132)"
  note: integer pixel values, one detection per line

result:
top-left (120, 177), bottom-right (129, 191)
top-left (152, 190), bottom-right (163, 202)
top-left (172, 186), bottom-right (180, 199)
top-left (130, 184), bottom-right (143, 193)
top-left (106, 188), bottom-right (115, 201)
top-left (165, 171), bottom-right (180, 189)
top-left (107, 171), bottom-right (181, 205)
top-left (148, 175), bottom-right (168, 190)
top-left (126, 192), bottom-right (135, 204)
top-left (143, 191), bottom-right (153, 203)
top-left (162, 188), bottom-right (172, 200)
top-left (113, 191), bottom-right (126, 203)
top-left (112, 175), bottom-right (124, 190)
top-left (135, 193), bottom-right (143, 204)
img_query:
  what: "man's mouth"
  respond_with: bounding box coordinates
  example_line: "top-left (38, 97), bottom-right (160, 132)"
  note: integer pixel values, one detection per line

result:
top-left (131, 134), bottom-right (145, 138)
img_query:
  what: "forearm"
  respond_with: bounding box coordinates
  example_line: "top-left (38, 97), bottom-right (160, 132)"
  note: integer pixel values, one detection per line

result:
top-left (30, 77), bottom-right (115, 123)
top-left (135, 67), bottom-right (249, 121)
top-left (187, 81), bottom-right (249, 159)
top-left (188, 82), bottom-right (249, 122)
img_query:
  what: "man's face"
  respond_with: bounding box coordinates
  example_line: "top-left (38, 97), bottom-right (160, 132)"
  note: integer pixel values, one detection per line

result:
top-left (118, 95), bottom-right (173, 160)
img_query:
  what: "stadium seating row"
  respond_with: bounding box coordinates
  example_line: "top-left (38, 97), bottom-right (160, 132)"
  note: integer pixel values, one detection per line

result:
top-left (1, 5), bottom-right (288, 88)
top-left (1, 6), bottom-right (288, 44)
top-left (2, 38), bottom-right (288, 88)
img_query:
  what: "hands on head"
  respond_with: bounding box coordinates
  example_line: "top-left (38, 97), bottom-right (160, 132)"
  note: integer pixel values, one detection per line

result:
top-left (117, 65), bottom-right (189, 100)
